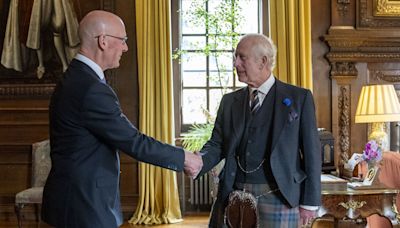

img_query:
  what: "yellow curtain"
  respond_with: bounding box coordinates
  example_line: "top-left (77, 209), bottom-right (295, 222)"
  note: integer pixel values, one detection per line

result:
top-left (270, 0), bottom-right (313, 91)
top-left (129, 0), bottom-right (183, 225)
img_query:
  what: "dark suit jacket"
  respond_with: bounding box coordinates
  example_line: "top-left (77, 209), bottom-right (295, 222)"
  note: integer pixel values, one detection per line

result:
top-left (198, 79), bottom-right (321, 226)
top-left (42, 59), bottom-right (184, 228)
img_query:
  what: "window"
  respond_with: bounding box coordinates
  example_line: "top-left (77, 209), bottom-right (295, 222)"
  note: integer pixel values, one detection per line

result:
top-left (172, 0), bottom-right (268, 134)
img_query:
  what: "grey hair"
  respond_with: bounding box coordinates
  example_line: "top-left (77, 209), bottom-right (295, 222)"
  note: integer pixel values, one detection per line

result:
top-left (240, 34), bottom-right (277, 71)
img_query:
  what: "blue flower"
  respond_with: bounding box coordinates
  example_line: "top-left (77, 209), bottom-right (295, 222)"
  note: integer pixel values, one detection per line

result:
top-left (282, 98), bottom-right (292, 107)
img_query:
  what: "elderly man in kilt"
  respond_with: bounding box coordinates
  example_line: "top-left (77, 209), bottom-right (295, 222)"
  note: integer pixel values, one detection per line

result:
top-left (196, 34), bottom-right (321, 228)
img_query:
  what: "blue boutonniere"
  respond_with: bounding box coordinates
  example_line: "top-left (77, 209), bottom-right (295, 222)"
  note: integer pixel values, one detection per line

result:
top-left (282, 98), bottom-right (298, 122)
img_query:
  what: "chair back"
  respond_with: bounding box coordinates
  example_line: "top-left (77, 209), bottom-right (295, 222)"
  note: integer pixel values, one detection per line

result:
top-left (32, 139), bottom-right (51, 187)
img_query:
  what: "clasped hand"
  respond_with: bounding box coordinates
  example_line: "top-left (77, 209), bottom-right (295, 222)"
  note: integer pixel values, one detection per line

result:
top-left (299, 207), bottom-right (317, 227)
top-left (183, 151), bottom-right (203, 178)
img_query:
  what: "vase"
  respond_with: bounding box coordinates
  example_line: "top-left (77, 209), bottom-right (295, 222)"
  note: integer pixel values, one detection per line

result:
top-left (362, 162), bottom-right (379, 186)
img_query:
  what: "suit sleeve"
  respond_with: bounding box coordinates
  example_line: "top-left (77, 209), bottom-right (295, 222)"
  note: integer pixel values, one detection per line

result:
top-left (197, 96), bottom-right (226, 177)
top-left (299, 90), bottom-right (322, 206)
top-left (81, 83), bottom-right (184, 172)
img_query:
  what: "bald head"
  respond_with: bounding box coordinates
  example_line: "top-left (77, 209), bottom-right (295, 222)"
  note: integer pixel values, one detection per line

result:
top-left (79, 10), bottom-right (125, 51)
top-left (77, 10), bottom-right (128, 70)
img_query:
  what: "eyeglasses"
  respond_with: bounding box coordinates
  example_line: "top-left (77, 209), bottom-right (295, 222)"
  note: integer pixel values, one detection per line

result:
top-left (95, 34), bottom-right (128, 44)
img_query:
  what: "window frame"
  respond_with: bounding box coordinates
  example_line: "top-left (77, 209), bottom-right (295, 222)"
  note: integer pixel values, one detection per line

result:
top-left (171, 0), bottom-right (269, 137)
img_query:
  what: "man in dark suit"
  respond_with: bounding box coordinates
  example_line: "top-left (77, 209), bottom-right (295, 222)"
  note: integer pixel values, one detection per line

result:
top-left (41, 10), bottom-right (202, 228)
top-left (197, 34), bottom-right (321, 227)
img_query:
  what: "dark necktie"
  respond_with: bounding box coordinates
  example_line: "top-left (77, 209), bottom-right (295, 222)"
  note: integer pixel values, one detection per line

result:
top-left (250, 90), bottom-right (260, 113)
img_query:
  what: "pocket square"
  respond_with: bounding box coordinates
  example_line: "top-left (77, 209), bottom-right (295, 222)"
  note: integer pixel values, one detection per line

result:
top-left (282, 98), bottom-right (298, 122)
top-left (288, 111), bottom-right (298, 122)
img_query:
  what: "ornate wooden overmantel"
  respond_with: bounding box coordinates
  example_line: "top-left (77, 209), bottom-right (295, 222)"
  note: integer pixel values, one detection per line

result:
top-left (324, 0), bottom-right (400, 173)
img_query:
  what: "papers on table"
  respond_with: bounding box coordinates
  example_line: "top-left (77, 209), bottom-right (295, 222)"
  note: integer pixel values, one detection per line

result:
top-left (321, 174), bottom-right (347, 183)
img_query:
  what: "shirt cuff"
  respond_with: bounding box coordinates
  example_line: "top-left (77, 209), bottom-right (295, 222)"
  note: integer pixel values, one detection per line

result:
top-left (300, 205), bottom-right (319, 211)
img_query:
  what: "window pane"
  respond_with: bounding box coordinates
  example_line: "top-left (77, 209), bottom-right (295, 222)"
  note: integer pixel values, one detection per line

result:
top-left (182, 89), bottom-right (207, 124)
top-left (182, 36), bottom-right (206, 50)
top-left (209, 53), bottom-right (234, 72)
top-left (181, 53), bottom-right (206, 71)
top-left (209, 71), bottom-right (233, 87)
top-left (236, 0), bottom-right (259, 33)
top-left (183, 71), bottom-right (207, 87)
top-left (209, 35), bottom-right (237, 51)
top-left (182, 0), bottom-right (205, 34)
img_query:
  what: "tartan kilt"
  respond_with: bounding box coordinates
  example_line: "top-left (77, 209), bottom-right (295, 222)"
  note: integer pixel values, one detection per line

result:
top-left (209, 183), bottom-right (300, 228)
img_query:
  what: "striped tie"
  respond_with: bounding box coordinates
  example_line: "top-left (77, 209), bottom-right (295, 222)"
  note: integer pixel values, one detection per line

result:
top-left (250, 90), bottom-right (260, 113)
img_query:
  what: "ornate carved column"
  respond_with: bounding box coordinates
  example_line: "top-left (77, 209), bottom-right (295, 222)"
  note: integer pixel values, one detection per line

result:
top-left (329, 61), bottom-right (357, 171)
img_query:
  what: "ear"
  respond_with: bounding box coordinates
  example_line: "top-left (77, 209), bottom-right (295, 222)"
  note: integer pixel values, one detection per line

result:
top-left (97, 35), bottom-right (107, 51)
top-left (259, 56), bottom-right (268, 70)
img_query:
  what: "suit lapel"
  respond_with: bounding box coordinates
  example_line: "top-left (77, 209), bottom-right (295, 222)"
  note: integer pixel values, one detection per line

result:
top-left (271, 80), bottom-right (290, 152)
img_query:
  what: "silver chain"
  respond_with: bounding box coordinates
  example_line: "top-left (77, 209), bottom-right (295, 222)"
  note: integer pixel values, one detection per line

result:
top-left (236, 156), bottom-right (266, 174)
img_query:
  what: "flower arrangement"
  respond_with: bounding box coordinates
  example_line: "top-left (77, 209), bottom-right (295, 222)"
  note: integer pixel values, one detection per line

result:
top-left (362, 140), bottom-right (383, 165)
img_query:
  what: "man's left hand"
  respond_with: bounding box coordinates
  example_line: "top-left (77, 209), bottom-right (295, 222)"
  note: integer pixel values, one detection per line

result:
top-left (299, 207), bottom-right (317, 226)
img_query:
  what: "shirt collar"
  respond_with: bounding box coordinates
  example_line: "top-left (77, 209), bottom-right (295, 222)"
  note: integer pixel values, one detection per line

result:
top-left (74, 54), bottom-right (105, 81)
top-left (249, 74), bottom-right (276, 96)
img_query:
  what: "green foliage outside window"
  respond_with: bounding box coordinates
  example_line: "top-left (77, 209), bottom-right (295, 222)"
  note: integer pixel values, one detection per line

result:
top-left (175, 0), bottom-right (244, 150)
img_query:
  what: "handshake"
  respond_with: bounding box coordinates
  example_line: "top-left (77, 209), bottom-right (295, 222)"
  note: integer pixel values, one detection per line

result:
top-left (183, 150), bottom-right (203, 178)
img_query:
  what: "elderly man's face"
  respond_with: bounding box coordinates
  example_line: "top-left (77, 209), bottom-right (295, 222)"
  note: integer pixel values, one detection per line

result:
top-left (233, 39), bottom-right (266, 88)
top-left (104, 22), bottom-right (128, 69)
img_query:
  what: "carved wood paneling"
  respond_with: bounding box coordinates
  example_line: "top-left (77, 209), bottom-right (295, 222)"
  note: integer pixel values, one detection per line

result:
top-left (337, 0), bottom-right (351, 16)
top-left (325, 0), bottom-right (400, 177)
top-left (338, 85), bottom-right (351, 165)
top-left (330, 62), bottom-right (358, 77)
top-left (370, 70), bottom-right (400, 82)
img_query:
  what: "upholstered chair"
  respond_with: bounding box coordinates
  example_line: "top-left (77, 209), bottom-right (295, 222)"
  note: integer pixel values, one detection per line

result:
top-left (15, 139), bottom-right (51, 228)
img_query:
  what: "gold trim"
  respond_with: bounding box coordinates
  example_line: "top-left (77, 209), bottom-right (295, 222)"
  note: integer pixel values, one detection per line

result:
top-left (338, 200), bottom-right (367, 210)
top-left (392, 197), bottom-right (400, 223)
top-left (375, 0), bottom-right (400, 16)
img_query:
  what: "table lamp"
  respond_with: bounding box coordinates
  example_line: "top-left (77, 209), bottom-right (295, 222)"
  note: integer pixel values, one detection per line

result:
top-left (355, 84), bottom-right (400, 151)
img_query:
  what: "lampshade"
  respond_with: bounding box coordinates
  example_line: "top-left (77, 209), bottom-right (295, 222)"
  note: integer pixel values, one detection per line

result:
top-left (355, 84), bottom-right (400, 123)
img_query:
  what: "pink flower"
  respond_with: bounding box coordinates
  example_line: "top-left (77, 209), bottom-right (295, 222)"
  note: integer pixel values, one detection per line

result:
top-left (362, 140), bottom-right (382, 164)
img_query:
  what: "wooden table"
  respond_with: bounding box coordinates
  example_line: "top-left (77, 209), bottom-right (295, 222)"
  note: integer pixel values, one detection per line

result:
top-left (315, 183), bottom-right (400, 227)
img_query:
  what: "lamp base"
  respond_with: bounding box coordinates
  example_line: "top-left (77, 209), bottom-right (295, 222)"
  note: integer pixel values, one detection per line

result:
top-left (369, 122), bottom-right (389, 151)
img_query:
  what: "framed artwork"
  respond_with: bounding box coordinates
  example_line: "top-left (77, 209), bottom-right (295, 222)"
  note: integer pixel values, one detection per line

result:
top-left (374, 0), bottom-right (400, 16)
top-left (0, 0), bottom-right (114, 99)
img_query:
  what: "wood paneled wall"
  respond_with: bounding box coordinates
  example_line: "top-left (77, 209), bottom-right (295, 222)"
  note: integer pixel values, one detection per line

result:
top-left (311, 0), bottom-right (400, 174)
top-left (0, 0), bottom-right (139, 221)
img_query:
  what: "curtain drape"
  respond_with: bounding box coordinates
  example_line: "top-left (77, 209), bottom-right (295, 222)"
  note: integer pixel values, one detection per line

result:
top-left (270, 0), bottom-right (313, 91)
top-left (129, 0), bottom-right (183, 225)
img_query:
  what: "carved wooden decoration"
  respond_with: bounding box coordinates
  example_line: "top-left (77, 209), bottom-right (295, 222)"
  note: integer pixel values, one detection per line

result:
top-left (330, 62), bottom-right (358, 77)
top-left (337, 0), bottom-right (351, 16)
top-left (338, 85), bottom-right (351, 165)
top-left (370, 70), bottom-right (400, 82)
